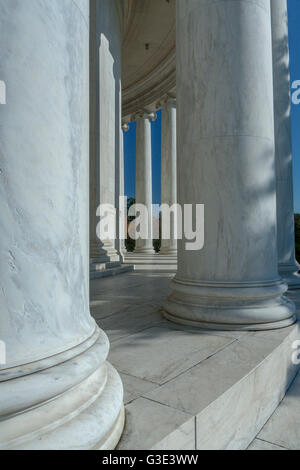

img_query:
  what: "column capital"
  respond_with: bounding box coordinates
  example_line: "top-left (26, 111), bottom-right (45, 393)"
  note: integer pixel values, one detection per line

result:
top-left (156, 94), bottom-right (177, 109)
top-left (122, 122), bottom-right (130, 132)
top-left (135, 110), bottom-right (157, 122)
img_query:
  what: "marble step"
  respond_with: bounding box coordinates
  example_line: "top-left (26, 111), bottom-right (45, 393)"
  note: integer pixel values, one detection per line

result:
top-left (123, 254), bottom-right (177, 271)
top-left (90, 261), bottom-right (122, 272)
top-left (90, 264), bottom-right (134, 280)
top-left (115, 320), bottom-right (300, 449)
top-left (248, 368), bottom-right (300, 450)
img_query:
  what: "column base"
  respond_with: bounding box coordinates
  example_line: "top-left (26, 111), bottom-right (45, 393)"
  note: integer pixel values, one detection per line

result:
top-left (279, 262), bottom-right (300, 290)
top-left (163, 278), bottom-right (296, 331)
top-left (134, 247), bottom-right (155, 255)
top-left (0, 328), bottom-right (125, 450)
top-left (159, 249), bottom-right (178, 257)
top-left (91, 241), bottom-right (120, 264)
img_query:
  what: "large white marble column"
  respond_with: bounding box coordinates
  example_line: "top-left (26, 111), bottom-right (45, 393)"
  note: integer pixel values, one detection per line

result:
top-left (135, 114), bottom-right (155, 254)
top-left (164, 0), bottom-right (296, 330)
top-left (90, 0), bottom-right (122, 265)
top-left (271, 0), bottom-right (300, 289)
top-left (160, 97), bottom-right (177, 256)
top-left (0, 0), bottom-right (124, 449)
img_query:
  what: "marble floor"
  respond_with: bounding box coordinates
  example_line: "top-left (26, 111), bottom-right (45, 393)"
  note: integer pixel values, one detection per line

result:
top-left (90, 272), bottom-right (300, 450)
top-left (249, 297), bottom-right (300, 450)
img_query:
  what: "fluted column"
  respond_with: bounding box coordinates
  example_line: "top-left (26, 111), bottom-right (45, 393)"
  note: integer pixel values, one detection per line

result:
top-left (271, 0), bottom-right (300, 289)
top-left (0, 0), bottom-right (124, 449)
top-left (160, 97), bottom-right (178, 256)
top-left (90, 0), bottom-right (121, 265)
top-left (164, 0), bottom-right (296, 330)
top-left (135, 114), bottom-right (155, 254)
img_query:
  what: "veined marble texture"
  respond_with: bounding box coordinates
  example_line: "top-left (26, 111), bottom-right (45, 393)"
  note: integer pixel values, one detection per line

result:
top-left (164, 0), bottom-right (296, 329)
top-left (0, 0), bottom-right (93, 368)
top-left (135, 116), bottom-right (155, 254)
top-left (0, 0), bottom-right (124, 450)
top-left (271, 0), bottom-right (300, 289)
top-left (90, 0), bottom-right (122, 264)
top-left (160, 99), bottom-right (177, 256)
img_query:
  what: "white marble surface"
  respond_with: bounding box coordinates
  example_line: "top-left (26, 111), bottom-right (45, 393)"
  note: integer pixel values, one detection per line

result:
top-left (0, 0), bottom-right (93, 369)
top-left (164, 0), bottom-right (296, 330)
top-left (256, 368), bottom-right (300, 450)
top-left (91, 272), bottom-right (300, 450)
top-left (271, 0), bottom-right (300, 289)
top-left (0, 0), bottom-right (124, 450)
top-left (117, 398), bottom-right (195, 451)
top-left (89, 0), bottom-right (121, 263)
top-left (160, 99), bottom-right (177, 255)
top-left (109, 326), bottom-right (233, 384)
top-left (120, 373), bottom-right (158, 405)
top-left (248, 439), bottom-right (287, 451)
top-left (135, 116), bottom-right (155, 254)
top-left (101, 304), bottom-right (164, 343)
top-left (116, 129), bottom-right (127, 257)
top-left (124, 252), bottom-right (178, 271)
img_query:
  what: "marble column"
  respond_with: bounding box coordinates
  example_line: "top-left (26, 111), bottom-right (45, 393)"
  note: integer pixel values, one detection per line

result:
top-left (0, 0), bottom-right (124, 449)
top-left (135, 114), bottom-right (155, 254)
top-left (164, 0), bottom-right (296, 330)
top-left (160, 97), bottom-right (177, 256)
top-left (271, 0), bottom-right (300, 289)
top-left (90, 0), bottom-right (121, 265)
top-left (117, 125), bottom-right (128, 258)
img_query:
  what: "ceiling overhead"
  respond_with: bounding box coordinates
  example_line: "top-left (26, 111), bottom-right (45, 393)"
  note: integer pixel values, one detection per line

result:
top-left (122, 0), bottom-right (176, 119)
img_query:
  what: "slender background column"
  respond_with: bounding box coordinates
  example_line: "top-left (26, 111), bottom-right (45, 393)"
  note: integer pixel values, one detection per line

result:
top-left (117, 125), bottom-right (128, 258)
top-left (164, 0), bottom-right (295, 330)
top-left (271, 0), bottom-right (300, 289)
top-left (160, 97), bottom-right (177, 256)
top-left (135, 114), bottom-right (155, 254)
top-left (0, 0), bottom-right (124, 449)
top-left (90, 0), bottom-right (122, 264)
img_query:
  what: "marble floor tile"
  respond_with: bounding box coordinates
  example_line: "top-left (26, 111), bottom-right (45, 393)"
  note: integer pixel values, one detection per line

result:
top-left (109, 326), bottom-right (233, 384)
top-left (99, 304), bottom-right (164, 343)
top-left (144, 335), bottom-right (279, 415)
top-left (90, 299), bottom-right (134, 321)
top-left (248, 439), bottom-right (287, 450)
top-left (257, 370), bottom-right (300, 450)
top-left (117, 398), bottom-right (195, 450)
top-left (120, 373), bottom-right (159, 405)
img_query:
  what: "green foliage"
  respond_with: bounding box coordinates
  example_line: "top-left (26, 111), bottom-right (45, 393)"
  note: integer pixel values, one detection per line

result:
top-left (125, 237), bottom-right (136, 253)
top-left (153, 239), bottom-right (161, 253)
top-left (125, 198), bottom-right (136, 252)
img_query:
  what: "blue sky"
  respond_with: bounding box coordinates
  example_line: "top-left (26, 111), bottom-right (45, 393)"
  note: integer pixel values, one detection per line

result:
top-left (124, 0), bottom-right (300, 213)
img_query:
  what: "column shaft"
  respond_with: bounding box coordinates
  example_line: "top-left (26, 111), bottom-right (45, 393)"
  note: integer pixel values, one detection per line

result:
top-left (0, 0), bottom-right (124, 449)
top-left (135, 116), bottom-right (155, 254)
top-left (160, 99), bottom-right (178, 256)
top-left (271, 0), bottom-right (300, 289)
top-left (164, 0), bottom-right (296, 330)
top-left (90, 0), bottom-right (121, 264)
top-left (118, 128), bottom-right (127, 257)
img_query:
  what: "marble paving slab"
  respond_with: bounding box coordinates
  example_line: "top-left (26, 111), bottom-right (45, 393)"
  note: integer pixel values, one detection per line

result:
top-left (90, 272), bottom-right (300, 450)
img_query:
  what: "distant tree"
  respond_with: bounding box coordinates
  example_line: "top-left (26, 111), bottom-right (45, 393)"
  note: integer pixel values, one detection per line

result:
top-left (125, 198), bottom-right (162, 253)
top-left (125, 197), bottom-right (136, 252)
top-left (153, 212), bottom-right (161, 253)
top-left (295, 214), bottom-right (300, 264)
